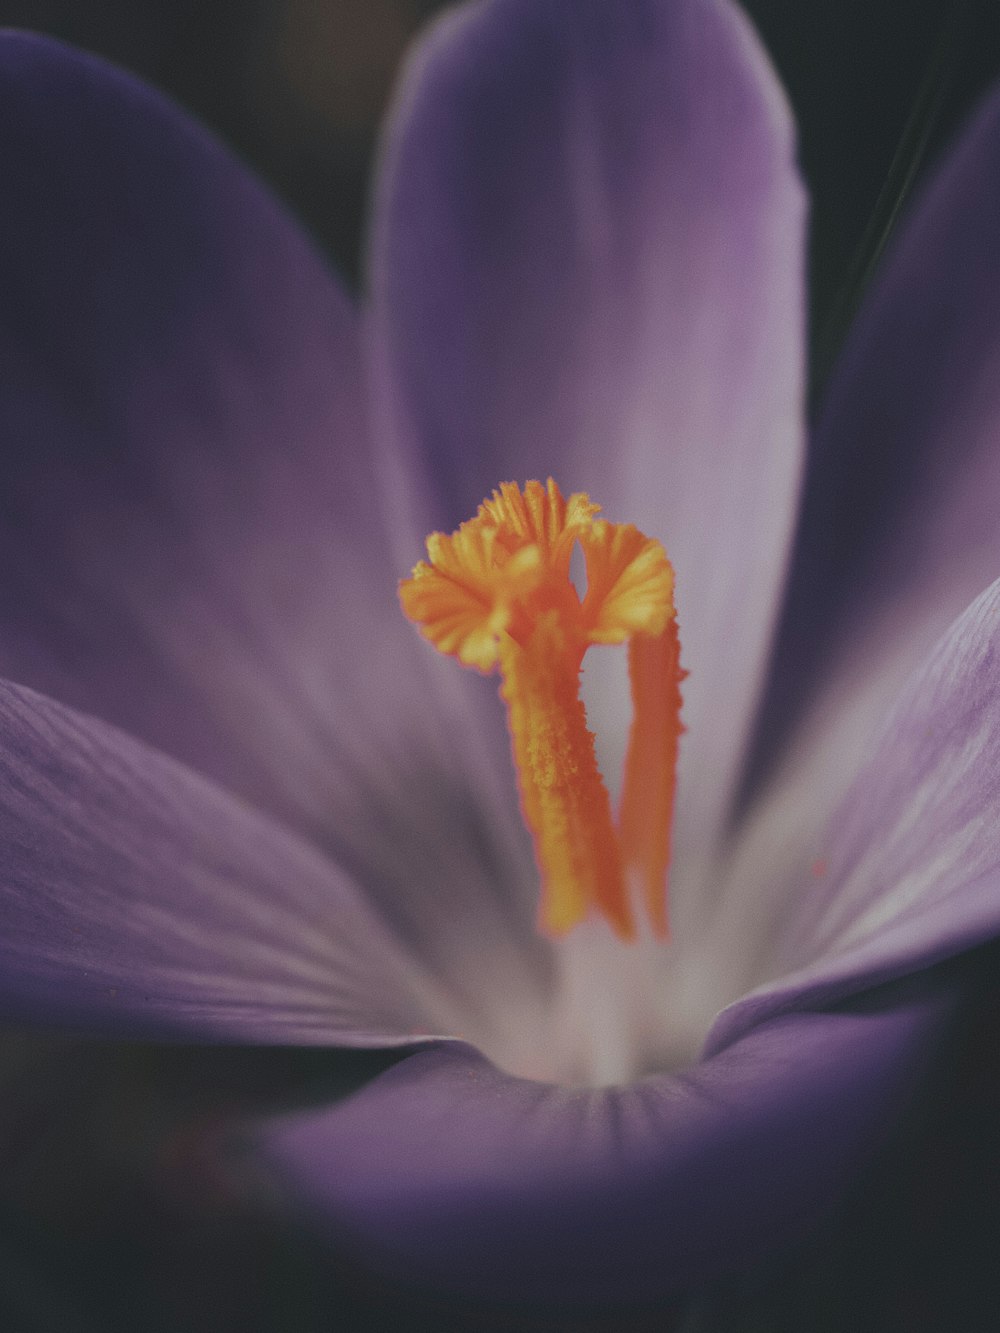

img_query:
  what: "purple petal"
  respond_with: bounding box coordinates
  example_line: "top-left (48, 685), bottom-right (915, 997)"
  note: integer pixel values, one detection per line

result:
top-left (712, 576), bottom-right (1000, 1056)
top-left (0, 33), bottom-right (544, 1002)
top-left (259, 992), bottom-right (947, 1304)
top-left (0, 676), bottom-right (445, 1045)
top-left (760, 83), bottom-right (1000, 799)
top-left (369, 0), bottom-right (807, 905)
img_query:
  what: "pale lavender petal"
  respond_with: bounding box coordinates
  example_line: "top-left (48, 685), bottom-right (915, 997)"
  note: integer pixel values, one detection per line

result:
top-left (369, 0), bottom-right (807, 917)
top-left (0, 677), bottom-right (447, 1045)
top-left (259, 991), bottom-right (947, 1304)
top-left (758, 84), bottom-right (1000, 813)
top-left (0, 33), bottom-right (546, 1008)
top-left (712, 576), bottom-right (1000, 1056)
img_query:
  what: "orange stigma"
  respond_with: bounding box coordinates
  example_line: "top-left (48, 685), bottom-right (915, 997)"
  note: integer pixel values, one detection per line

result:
top-left (399, 479), bottom-right (685, 940)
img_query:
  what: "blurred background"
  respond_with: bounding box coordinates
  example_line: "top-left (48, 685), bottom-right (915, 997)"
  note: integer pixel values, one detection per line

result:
top-left (0, 0), bottom-right (993, 377)
top-left (0, 0), bottom-right (998, 1329)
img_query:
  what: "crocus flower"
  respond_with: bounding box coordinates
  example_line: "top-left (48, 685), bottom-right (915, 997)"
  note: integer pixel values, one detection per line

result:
top-left (2, 0), bottom-right (1000, 1317)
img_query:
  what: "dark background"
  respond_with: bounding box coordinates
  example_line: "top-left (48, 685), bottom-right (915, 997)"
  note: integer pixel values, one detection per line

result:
top-left (0, 1), bottom-right (999, 1330)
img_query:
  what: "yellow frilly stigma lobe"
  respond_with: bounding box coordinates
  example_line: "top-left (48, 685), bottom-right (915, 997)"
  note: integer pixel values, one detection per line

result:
top-left (399, 479), bottom-right (684, 940)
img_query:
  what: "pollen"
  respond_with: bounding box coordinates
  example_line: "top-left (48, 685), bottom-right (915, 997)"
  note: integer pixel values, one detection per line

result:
top-left (399, 479), bottom-right (685, 941)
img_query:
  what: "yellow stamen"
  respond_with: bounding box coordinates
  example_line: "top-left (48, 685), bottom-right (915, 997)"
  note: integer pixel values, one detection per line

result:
top-left (399, 479), bottom-right (684, 940)
top-left (620, 623), bottom-right (687, 938)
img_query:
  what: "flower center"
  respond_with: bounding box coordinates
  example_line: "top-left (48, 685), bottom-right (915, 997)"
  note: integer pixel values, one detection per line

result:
top-left (399, 479), bottom-right (685, 940)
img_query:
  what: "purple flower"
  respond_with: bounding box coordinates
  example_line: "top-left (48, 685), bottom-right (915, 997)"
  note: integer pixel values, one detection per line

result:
top-left (1, 0), bottom-right (1000, 1313)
